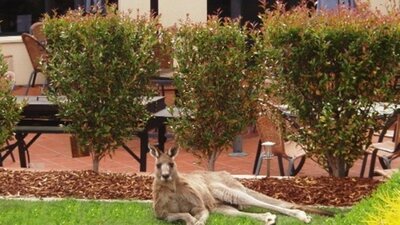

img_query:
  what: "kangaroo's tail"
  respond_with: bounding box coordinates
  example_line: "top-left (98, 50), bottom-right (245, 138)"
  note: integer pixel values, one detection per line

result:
top-left (245, 188), bottom-right (335, 217)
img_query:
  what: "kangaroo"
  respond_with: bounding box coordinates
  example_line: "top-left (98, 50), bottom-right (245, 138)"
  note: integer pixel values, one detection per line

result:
top-left (150, 145), bottom-right (333, 225)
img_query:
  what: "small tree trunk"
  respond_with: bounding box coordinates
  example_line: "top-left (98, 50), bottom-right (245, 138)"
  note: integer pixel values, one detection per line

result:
top-left (207, 150), bottom-right (218, 171)
top-left (92, 152), bottom-right (101, 173)
top-left (327, 154), bottom-right (349, 177)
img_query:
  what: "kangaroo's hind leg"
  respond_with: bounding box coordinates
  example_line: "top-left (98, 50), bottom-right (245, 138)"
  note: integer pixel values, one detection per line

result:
top-left (213, 204), bottom-right (276, 225)
top-left (210, 184), bottom-right (311, 223)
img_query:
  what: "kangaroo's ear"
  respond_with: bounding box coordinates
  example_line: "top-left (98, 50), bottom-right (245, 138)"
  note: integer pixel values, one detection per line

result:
top-left (149, 144), bottom-right (161, 158)
top-left (167, 146), bottom-right (179, 158)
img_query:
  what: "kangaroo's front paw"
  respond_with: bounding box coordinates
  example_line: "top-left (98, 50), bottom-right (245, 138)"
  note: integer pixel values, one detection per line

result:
top-left (293, 210), bottom-right (311, 223)
top-left (264, 212), bottom-right (276, 225)
top-left (187, 218), bottom-right (198, 225)
top-left (194, 221), bottom-right (205, 225)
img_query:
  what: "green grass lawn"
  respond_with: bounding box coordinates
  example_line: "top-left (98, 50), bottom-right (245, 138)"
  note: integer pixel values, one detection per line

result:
top-left (0, 199), bottom-right (338, 225)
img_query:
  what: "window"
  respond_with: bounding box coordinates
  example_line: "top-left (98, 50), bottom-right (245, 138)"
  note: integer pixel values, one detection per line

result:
top-left (207, 0), bottom-right (263, 25)
top-left (208, 0), bottom-right (231, 18)
top-left (0, 0), bottom-right (118, 36)
top-left (207, 0), bottom-right (303, 26)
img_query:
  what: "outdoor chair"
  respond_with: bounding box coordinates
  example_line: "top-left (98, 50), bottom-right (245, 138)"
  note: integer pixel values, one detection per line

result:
top-left (30, 22), bottom-right (46, 45)
top-left (21, 33), bottom-right (48, 95)
top-left (152, 45), bottom-right (174, 96)
top-left (253, 115), bottom-right (306, 176)
top-left (150, 45), bottom-right (178, 107)
top-left (374, 168), bottom-right (399, 179)
top-left (360, 112), bottom-right (400, 178)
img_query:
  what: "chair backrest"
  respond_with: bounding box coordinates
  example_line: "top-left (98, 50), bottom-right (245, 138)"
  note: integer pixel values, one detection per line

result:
top-left (21, 33), bottom-right (47, 72)
top-left (30, 22), bottom-right (46, 44)
top-left (256, 115), bottom-right (286, 156)
top-left (154, 45), bottom-right (173, 70)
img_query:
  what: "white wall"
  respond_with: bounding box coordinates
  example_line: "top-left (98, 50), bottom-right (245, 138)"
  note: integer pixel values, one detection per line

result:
top-left (118, 0), bottom-right (151, 17)
top-left (159, 0), bottom-right (207, 27)
top-left (1, 0), bottom-right (206, 86)
top-left (119, 0), bottom-right (207, 26)
top-left (0, 36), bottom-right (44, 85)
top-left (364, 0), bottom-right (397, 14)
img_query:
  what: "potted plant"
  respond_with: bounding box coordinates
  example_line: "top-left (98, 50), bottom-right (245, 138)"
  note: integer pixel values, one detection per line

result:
top-left (42, 8), bottom-right (160, 172)
top-left (169, 17), bottom-right (264, 170)
top-left (260, 4), bottom-right (400, 177)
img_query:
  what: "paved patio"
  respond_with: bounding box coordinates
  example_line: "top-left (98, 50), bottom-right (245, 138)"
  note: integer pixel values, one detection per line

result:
top-left (4, 131), bottom-right (396, 177)
top-left (2, 86), bottom-right (398, 177)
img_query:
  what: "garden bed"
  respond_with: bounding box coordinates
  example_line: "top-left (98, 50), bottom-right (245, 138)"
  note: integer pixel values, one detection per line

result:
top-left (0, 168), bottom-right (380, 206)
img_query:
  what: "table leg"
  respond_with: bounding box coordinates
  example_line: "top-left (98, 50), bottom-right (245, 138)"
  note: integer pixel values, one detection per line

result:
top-left (139, 131), bottom-right (149, 172)
top-left (0, 142), bottom-right (18, 166)
top-left (16, 133), bottom-right (28, 168)
top-left (368, 150), bottom-right (378, 178)
top-left (157, 118), bottom-right (167, 152)
top-left (360, 152), bottom-right (368, 178)
top-left (277, 156), bottom-right (285, 176)
top-left (253, 140), bottom-right (262, 174)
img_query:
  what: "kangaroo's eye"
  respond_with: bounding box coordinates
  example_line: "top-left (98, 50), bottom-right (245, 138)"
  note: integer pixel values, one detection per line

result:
top-left (169, 163), bottom-right (174, 168)
top-left (156, 163), bottom-right (161, 169)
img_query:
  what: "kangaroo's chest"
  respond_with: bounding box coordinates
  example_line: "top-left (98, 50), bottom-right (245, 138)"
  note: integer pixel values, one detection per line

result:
top-left (154, 182), bottom-right (203, 213)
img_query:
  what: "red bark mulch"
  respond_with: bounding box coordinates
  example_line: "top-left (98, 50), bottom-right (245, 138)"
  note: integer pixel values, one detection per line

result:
top-left (0, 168), bottom-right (381, 207)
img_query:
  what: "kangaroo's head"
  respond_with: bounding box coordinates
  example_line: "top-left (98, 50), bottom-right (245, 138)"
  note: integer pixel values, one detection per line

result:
top-left (149, 145), bottom-right (179, 182)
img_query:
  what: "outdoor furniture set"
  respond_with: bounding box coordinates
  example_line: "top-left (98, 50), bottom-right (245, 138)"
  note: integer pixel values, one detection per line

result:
top-left (253, 101), bottom-right (400, 178)
top-left (0, 95), bottom-right (172, 172)
top-left (2, 22), bottom-right (400, 176)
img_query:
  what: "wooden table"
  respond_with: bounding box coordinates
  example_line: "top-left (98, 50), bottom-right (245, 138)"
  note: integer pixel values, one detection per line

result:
top-left (0, 96), bottom-right (171, 172)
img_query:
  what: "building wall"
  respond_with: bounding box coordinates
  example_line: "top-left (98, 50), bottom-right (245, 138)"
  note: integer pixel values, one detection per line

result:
top-left (1, 0), bottom-right (395, 85)
top-left (0, 36), bottom-right (45, 85)
top-left (158, 0), bottom-right (207, 27)
top-left (119, 0), bottom-right (207, 26)
top-left (118, 0), bottom-right (150, 17)
top-left (364, 0), bottom-right (396, 14)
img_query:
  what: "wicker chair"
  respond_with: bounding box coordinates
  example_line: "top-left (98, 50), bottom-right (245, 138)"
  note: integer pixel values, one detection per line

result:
top-left (151, 44), bottom-right (177, 105)
top-left (21, 33), bottom-right (47, 95)
top-left (253, 115), bottom-right (306, 176)
top-left (360, 112), bottom-right (400, 178)
top-left (30, 22), bottom-right (46, 44)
